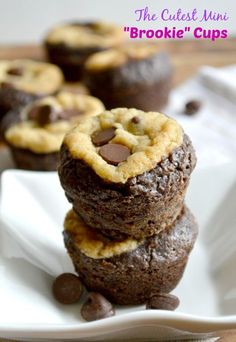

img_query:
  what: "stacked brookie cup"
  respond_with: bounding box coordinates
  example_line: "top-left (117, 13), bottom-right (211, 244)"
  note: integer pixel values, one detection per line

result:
top-left (58, 107), bottom-right (198, 305)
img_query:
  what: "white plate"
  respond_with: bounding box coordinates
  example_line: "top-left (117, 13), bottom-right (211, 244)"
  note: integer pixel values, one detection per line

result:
top-left (0, 161), bottom-right (236, 340)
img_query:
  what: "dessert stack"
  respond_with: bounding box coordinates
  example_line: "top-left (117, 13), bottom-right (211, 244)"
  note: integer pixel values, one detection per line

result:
top-left (58, 107), bottom-right (198, 305)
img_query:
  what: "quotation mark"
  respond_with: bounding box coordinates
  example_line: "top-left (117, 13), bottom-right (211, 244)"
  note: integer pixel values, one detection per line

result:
top-left (124, 27), bottom-right (130, 32)
top-left (185, 27), bottom-right (190, 32)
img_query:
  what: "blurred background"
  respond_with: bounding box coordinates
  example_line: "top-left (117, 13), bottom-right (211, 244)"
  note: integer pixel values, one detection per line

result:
top-left (0, 0), bottom-right (235, 44)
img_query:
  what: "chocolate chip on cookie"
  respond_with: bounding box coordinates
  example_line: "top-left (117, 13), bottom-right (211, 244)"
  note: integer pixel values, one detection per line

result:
top-left (99, 143), bottom-right (130, 165)
top-left (7, 67), bottom-right (24, 76)
top-left (92, 127), bottom-right (116, 146)
top-left (28, 104), bottom-right (59, 126)
top-left (1, 81), bottom-right (14, 89)
top-left (131, 116), bottom-right (140, 124)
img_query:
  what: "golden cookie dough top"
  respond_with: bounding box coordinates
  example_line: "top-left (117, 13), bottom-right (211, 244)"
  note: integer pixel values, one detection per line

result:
top-left (64, 210), bottom-right (141, 259)
top-left (0, 59), bottom-right (64, 94)
top-left (5, 91), bottom-right (105, 154)
top-left (45, 21), bottom-right (124, 48)
top-left (85, 42), bottom-right (160, 71)
top-left (64, 108), bottom-right (183, 183)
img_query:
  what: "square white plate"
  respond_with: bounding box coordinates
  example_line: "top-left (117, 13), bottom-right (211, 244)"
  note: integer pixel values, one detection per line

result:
top-left (0, 161), bottom-right (236, 341)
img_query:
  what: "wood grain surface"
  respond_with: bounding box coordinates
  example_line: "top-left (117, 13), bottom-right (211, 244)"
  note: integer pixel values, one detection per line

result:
top-left (0, 39), bottom-right (236, 341)
top-left (0, 38), bottom-right (235, 86)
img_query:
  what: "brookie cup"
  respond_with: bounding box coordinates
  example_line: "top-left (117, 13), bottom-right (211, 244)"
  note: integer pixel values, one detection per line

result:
top-left (5, 91), bottom-right (104, 171)
top-left (44, 21), bottom-right (125, 81)
top-left (59, 108), bottom-right (196, 240)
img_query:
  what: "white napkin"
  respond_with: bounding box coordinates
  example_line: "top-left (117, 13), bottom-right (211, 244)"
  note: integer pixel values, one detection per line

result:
top-left (166, 64), bottom-right (236, 170)
top-left (199, 65), bottom-right (236, 104)
top-left (0, 171), bottom-right (73, 276)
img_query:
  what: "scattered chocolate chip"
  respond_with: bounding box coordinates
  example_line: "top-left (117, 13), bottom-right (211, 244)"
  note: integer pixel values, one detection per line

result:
top-left (92, 128), bottom-right (116, 146)
top-left (146, 293), bottom-right (179, 311)
top-left (184, 100), bottom-right (201, 115)
top-left (99, 143), bottom-right (130, 165)
top-left (81, 292), bottom-right (115, 321)
top-left (131, 116), bottom-right (140, 124)
top-left (58, 109), bottom-right (82, 120)
top-left (52, 273), bottom-right (83, 305)
top-left (28, 104), bottom-right (58, 126)
top-left (7, 67), bottom-right (24, 76)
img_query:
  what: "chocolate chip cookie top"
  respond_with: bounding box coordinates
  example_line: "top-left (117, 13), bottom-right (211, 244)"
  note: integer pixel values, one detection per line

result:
top-left (5, 91), bottom-right (104, 154)
top-left (64, 210), bottom-right (141, 259)
top-left (0, 59), bottom-right (64, 94)
top-left (45, 21), bottom-right (124, 49)
top-left (63, 108), bottom-right (183, 183)
top-left (85, 42), bottom-right (162, 71)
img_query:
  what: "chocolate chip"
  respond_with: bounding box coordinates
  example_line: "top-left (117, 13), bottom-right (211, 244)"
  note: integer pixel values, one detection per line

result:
top-left (52, 273), bottom-right (83, 305)
top-left (28, 106), bottom-right (41, 120)
top-left (92, 128), bottom-right (116, 146)
top-left (1, 82), bottom-right (14, 89)
top-left (28, 104), bottom-right (58, 126)
top-left (184, 100), bottom-right (201, 115)
top-left (58, 109), bottom-right (82, 120)
top-left (81, 292), bottom-right (115, 321)
top-left (99, 143), bottom-right (130, 165)
top-left (146, 293), bottom-right (180, 311)
top-left (7, 67), bottom-right (24, 76)
top-left (131, 116), bottom-right (140, 124)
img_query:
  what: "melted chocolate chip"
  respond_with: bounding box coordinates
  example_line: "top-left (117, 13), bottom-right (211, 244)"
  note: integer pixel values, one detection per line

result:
top-left (58, 109), bottom-right (82, 120)
top-left (184, 100), bottom-right (201, 115)
top-left (28, 106), bottom-right (41, 120)
top-left (81, 292), bottom-right (115, 321)
top-left (7, 67), bottom-right (24, 76)
top-left (52, 273), bottom-right (83, 305)
top-left (1, 82), bottom-right (14, 89)
top-left (92, 128), bottom-right (116, 146)
top-left (146, 293), bottom-right (180, 311)
top-left (131, 116), bottom-right (140, 124)
top-left (99, 143), bottom-right (130, 165)
top-left (28, 104), bottom-right (58, 126)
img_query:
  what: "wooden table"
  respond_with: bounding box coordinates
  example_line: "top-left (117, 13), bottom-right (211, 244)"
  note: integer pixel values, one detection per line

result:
top-left (0, 39), bottom-right (236, 341)
top-left (0, 38), bottom-right (236, 86)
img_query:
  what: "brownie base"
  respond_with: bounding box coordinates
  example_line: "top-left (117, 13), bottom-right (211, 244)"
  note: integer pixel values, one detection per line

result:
top-left (9, 146), bottom-right (59, 171)
top-left (59, 134), bottom-right (196, 240)
top-left (84, 52), bottom-right (173, 111)
top-left (64, 206), bottom-right (198, 305)
top-left (45, 43), bottom-right (105, 81)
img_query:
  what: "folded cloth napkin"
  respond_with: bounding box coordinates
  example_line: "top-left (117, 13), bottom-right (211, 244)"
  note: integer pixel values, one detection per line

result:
top-left (166, 64), bottom-right (236, 170)
top-left (199, 65), bottom-right (236, 104)
top-left (0, 171), bottom-right (73, 276)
